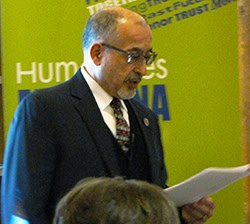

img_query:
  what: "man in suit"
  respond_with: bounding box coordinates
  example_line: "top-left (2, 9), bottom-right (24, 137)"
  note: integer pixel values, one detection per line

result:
top-left (2, 6), bottom-right (214, 224)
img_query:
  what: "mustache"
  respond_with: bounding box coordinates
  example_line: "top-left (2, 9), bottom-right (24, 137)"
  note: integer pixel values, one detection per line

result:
top-left (126, 73), bottom-right (143, 82)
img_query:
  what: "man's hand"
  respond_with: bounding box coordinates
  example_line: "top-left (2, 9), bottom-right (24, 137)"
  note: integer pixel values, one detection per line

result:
top-left (181, 197), bottom-right (215, 223)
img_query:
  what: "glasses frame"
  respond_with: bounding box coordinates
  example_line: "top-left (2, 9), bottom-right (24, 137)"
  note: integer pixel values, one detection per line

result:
top-left (101, 43), bottom-right (157, 65)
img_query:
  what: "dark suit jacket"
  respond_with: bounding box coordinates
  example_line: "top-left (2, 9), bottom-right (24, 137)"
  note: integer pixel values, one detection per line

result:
top-left (2, 70), bottom-right (168, 224)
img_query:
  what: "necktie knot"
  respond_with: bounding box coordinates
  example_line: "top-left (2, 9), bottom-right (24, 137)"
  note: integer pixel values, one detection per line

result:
top-left (110, 98), bottom-right (122, 114)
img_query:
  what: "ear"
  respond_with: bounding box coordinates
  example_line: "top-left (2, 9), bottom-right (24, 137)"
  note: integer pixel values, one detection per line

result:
top-left (90, 43), bottom-right (103, 65)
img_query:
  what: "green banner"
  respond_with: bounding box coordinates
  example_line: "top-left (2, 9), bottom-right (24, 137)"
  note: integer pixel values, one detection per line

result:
top-left (2, 0), bottom-right (243, 223)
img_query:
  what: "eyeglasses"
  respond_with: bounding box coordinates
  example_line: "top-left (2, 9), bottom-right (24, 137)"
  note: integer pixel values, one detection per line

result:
top-left (101, 43), bottom-right (157, 65)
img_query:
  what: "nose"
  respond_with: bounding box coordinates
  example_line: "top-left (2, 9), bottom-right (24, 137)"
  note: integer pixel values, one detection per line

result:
top-left (133, 59), bottom-right (147, 76)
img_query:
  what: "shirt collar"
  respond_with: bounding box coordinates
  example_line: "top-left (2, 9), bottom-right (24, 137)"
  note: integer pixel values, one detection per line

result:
top-left (80, 66), bottom-right (128, 112)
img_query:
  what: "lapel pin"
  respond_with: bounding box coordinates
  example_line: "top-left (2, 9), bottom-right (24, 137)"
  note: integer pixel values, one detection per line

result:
top-left (143, 118), bottom-right (150, 127)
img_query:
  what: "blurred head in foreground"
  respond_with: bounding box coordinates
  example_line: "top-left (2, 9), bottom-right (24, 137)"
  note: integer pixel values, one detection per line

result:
top-left (53, 177), bottom-right (180, 224)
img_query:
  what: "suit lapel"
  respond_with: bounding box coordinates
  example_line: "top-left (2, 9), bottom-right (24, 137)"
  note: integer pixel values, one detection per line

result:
top-left (68, 70), bottom-right (121, 176)
top-left (125, 99), bottom-right (160, 183)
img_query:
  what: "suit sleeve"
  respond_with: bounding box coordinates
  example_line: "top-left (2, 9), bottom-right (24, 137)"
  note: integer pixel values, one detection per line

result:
top-left (2, 93), bottom-right (56, 224)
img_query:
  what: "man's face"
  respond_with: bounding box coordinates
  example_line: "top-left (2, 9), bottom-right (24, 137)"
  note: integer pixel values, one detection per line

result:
top-left (94, 21), bottom-right (153, 99)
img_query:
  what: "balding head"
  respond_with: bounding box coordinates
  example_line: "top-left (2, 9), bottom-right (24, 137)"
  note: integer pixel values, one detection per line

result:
top-left (82, 6), bottom-right (154, 100)
top-left (82, 6), bottom-right (149, 52)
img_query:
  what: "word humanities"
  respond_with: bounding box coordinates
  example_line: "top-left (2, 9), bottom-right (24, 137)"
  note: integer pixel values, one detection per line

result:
top-left (16, 61), bottom-right (170, 121)
top-left (16, 59), bottom-right (168, 84)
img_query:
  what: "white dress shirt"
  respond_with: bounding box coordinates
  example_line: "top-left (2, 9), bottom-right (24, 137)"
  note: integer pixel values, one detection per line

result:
top-left (81, 66), bottom-right (130, 136)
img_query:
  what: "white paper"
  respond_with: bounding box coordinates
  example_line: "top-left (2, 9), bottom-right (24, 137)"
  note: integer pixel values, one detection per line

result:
top-left (164, 164), bottom-right (250, 207)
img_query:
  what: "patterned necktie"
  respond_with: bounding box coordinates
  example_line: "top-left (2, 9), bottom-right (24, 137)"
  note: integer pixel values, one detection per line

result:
top-left (110, 98), bottom-right (130, 152)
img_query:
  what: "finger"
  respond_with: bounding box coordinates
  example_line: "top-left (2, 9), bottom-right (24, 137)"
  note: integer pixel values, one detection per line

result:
top-left (183, 215), bottom-right (208, 224)
top-left (181, 199), bottom-right (215, 223)
top-left (182, 204), bottom-right (205, 221)
top-left (192, 198), bottom-right (215, 218)
top-left (199, 197), bottom-right (215, 209)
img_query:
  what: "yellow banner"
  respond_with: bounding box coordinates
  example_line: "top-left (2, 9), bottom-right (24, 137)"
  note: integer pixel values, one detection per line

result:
top-left (2, 0), bottom-right (243, 223)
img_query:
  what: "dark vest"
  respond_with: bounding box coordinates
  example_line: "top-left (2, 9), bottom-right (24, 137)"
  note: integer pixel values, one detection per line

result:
top-left (111, 102), bottom-right (152, 182)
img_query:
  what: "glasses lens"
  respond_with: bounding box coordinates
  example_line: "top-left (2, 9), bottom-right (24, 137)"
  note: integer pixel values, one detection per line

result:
top-left (127, 52), bottom-right (157, 65)
top-left (145, 52), bottom-right (157, 65)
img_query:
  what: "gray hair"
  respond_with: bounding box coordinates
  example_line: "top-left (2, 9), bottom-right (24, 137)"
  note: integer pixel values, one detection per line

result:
top-left (82, 7), bottom-right (148, 51)
top-left (83, 8), bottom-right (123, 50)
top-left (53, 177), bottom-right (180, 224)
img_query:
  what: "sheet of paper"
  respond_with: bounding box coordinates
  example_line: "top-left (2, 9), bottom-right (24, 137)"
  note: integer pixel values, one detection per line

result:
top-left (164, 164), bottom-right (250, 207)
